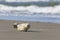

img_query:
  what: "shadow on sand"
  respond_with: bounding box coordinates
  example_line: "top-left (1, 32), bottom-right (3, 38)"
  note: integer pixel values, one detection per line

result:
top-left (27, 30), bottom-right (41, 32)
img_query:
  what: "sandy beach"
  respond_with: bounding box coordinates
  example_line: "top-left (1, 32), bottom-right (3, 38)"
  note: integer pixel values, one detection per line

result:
top-left (0, 20), bottom-right (60, 40)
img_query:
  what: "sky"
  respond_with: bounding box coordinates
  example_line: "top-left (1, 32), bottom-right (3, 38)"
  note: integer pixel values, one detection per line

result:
top-left (5, 0), bottom-right (50, 2)
top-left (0, 0), bottom-right (60, 2)
top-left (0, 0), bottom-right (50, 2)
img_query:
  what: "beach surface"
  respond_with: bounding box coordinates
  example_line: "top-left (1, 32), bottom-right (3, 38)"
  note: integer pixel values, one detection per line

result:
top-left (0, 20), bottom-right (60, 40)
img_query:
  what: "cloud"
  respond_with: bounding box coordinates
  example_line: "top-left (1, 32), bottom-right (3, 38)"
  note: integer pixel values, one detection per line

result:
top-left (5, 0), bottom-right (50, 2)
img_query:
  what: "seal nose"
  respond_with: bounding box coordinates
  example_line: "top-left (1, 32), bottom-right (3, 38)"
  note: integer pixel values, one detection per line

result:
top-left (13, 25), bottom-right (17, 28)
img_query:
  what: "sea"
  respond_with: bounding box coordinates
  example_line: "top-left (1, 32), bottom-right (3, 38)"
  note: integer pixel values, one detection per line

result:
top-left (0, 1), bottom-right (60, 23)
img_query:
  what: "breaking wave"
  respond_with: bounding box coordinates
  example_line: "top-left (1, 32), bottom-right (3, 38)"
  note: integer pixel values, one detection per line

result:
top-left (0, 4), bottom-right (60, 13)
top-left (0, 4), bottom-right (60, 17)
top-left (0, 4), bottom-right (60, 23)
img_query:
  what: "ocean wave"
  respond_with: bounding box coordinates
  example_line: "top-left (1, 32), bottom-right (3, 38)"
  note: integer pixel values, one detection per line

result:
top-left (0, 4), bottom-right (60, 18)
top-left (0, 4), bottom-right (60, 23)
top-left (0, 4), bottom-right (60, 13)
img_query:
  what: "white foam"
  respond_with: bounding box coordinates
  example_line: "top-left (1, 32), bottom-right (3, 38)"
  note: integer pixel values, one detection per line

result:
top-left (0, 4), bottom-right (60, 14)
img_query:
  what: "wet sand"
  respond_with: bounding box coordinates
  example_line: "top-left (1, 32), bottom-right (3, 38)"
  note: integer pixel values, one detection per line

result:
top-left (0, 20), bottom-right (60, 40)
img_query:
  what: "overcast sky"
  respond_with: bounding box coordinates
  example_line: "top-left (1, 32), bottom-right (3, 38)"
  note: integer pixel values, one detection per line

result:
top-left (0, 0), bottom-right (50, 2)
top-left (0, 0), bottom-right (60, 2)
